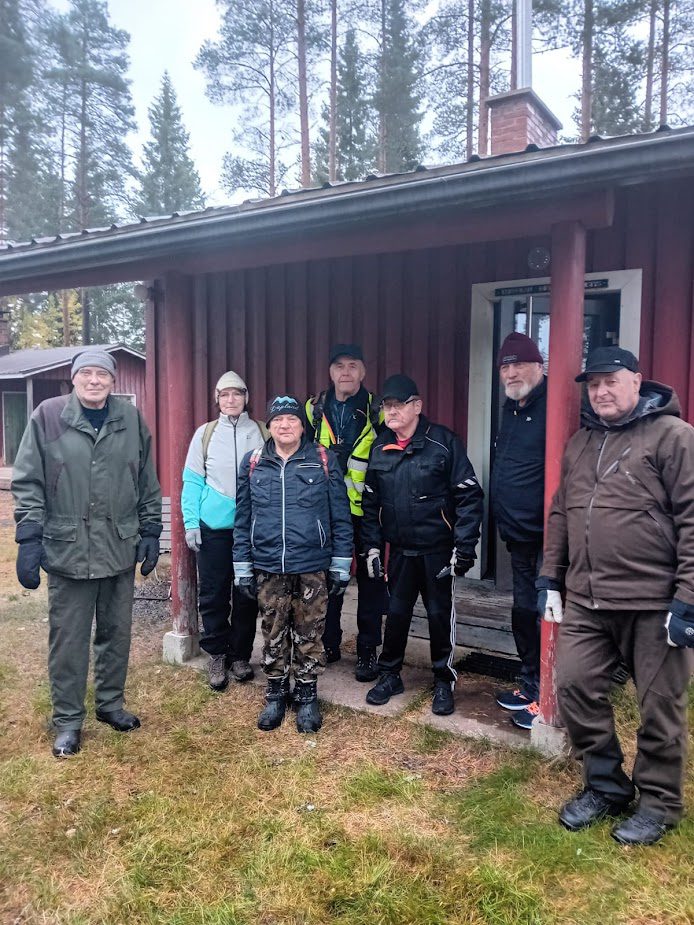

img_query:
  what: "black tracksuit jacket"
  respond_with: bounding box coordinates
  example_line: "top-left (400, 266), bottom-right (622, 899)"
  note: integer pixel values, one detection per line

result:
top-left (360, 415), bottom-right (484, 557)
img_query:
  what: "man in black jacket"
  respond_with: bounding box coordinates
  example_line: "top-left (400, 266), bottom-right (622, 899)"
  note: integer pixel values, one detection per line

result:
top-left (360, 374), bottom-right (484, 716)
top-left (490, 333), bottom-right (546, 730)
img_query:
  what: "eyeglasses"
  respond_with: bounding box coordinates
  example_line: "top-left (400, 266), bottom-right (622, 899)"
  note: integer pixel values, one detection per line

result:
top-left (381, 398), bottom-right (417, 412)
top-left (218, 389), bottom-right (246, 400)
top-left (75, 368), bottom-right (112, 382)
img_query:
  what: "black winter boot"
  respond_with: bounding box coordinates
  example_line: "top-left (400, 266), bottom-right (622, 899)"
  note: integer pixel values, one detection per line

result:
top-left (295, 679), bottom-right (322, 733)
top-left (257, 677), bottom-right (289, 731)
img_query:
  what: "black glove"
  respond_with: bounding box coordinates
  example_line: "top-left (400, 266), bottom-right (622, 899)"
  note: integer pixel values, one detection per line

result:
top-left (237, 576), bottom-right (258, 601)
top-left (452, 549), bottom-right (475, 577)
top-left (665, 599), bottom-right (694, 648)
top-left (16, 521), bottom-right (44, 590)
top-left (327, 570), bottom-right (350, 598)
top-left (137, 536), bottom-right (160, 576)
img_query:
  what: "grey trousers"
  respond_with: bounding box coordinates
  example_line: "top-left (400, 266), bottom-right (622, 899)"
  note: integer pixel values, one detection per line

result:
top-left (557, 602), bottom-right (693, 823)
top-left (47, 570), bottom-right (136, 730)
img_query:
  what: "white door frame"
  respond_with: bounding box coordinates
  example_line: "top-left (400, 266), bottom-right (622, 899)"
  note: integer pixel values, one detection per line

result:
top-left (466, 268), bottom-right (643, 578)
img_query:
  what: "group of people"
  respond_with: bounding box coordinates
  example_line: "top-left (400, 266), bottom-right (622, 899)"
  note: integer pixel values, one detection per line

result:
top-left (11, 337), bottom-right (693, 846)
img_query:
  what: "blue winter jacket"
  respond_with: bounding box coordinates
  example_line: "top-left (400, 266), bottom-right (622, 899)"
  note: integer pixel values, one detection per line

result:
top-left (233, 437), bottom-right (353, 575)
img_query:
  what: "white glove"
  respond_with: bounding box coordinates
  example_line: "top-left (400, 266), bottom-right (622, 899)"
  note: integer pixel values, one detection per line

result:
top-left (544, 589), bottom-right (564, 623)
top-left (366, 548), bottom-right (382, 580)
top-left (185, 528), bottom-right (201, 552)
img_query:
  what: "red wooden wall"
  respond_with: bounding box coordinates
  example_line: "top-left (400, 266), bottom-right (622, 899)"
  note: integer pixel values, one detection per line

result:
top-left (151, 177), bottom-right (694, 496)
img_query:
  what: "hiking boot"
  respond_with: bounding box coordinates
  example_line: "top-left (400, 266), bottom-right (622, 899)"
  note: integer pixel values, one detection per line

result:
top-left (295, 679), bottom-right (323, 733)
top-left (257, 677), bottom-right (290, 731)
top-left (230, 659), bottom-right (254, 683)
top-left (355, 646), bottom-right (378, 682)
top-left (496, 688), bottom-right (533, 711)
top-left (366, 672), bottom-right (404, 706)
top-left (52, 729), bottom-right (81, 758)
top-left (95, 708), bottom-right (141, 732)
top-left (511, 701), bottom-right (540, 730)
top-left (559, 788), bottom-right (632, 832)
top-left (324, 646), bottom-right (341, 664)
top-left (207, 653), bottom-right (229, 691)
top-left (611, 810), bottom-right (673, 846)
top-left (432, 679), bottom-right (455, 716)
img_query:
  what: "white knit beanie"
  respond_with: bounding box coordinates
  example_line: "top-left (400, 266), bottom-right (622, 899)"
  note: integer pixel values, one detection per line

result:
top-left (215, 370), bottom-right (248, 404)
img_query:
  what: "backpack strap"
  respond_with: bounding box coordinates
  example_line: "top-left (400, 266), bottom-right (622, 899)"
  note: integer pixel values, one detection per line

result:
top-left (248, 446), bottom-right (264, 476)
top-left (316, 444), bottom-right (329, 478)
top-left (201, 420), bottom-right (218, 475)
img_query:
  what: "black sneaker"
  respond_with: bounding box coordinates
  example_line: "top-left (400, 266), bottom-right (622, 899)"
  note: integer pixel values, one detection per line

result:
top-left (432, 680), bottom-right (455, 716)
top-left (366, 672), bottom-right (404, 705)
top-left (496, 688), bottom-right (533, 711)
top-left (355, 647), bottom-right (378, 682)
top-left (559, 788), bottom-right (632, 831)
top-left (324, 646), bottom-right (341, 664)
top-left (611, 810), bottom-right (674, 846)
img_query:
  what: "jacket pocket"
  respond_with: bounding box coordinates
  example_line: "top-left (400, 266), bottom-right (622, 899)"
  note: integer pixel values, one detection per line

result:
top-left (116, 517), bottom-right (140, 540)
top-left (43, 516), bottom-right (77, 542)
top-left (296, 467), bottom-right (324, 507)
top-left (250, 473), bottom-right (272, 505)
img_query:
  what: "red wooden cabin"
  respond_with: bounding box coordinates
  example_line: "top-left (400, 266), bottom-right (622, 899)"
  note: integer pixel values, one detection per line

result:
top-left (1, 91), bottom-right (692, 750)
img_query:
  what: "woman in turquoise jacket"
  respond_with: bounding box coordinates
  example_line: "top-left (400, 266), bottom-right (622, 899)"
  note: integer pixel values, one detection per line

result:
top-left (181, 371), bottom-right (266, 691)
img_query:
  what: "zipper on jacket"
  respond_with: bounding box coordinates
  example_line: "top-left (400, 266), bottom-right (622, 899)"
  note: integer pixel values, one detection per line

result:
top-left (232, 419), bottom-right (238, 474)
top-left (584, 433), bottom-right (609, 606)
top-left (280, 461), bottom-right (287, 572)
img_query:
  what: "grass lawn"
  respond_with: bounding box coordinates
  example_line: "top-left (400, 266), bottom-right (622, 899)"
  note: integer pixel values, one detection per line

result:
top-left (0, 496), bottom-right (692, 924)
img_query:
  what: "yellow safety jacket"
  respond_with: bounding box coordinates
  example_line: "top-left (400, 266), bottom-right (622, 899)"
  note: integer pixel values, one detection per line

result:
top-left (306, 389), bottom-right (382, 516)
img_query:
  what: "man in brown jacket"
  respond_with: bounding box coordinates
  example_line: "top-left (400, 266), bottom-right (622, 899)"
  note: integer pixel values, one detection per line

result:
top-left (538, 346), bottom-right (694, 845)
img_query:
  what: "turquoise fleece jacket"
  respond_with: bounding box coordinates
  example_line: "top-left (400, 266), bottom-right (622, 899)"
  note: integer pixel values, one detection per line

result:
top-left (181, 412), bottom-right (265, 530)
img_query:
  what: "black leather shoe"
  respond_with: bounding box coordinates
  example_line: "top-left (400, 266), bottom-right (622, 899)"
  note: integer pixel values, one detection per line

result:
top-left (324, 646), bottom-right (341, 664)
top-left (611, 810), bottom-right (674, 846)
top-left (52, 729), bottom-right (81, 758)
top-left (432, 680), bottom-right (455, 715)
top-left (559, 788), bottom-right (631, 831)
top-left (366, 672), bottom-right (404, 705)
top-left (355, 646), bottom-right (379, 682)
top-left (95, 708), bottom-right (141, 732)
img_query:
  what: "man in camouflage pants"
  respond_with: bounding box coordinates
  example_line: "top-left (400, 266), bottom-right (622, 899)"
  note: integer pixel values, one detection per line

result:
top-left (233, 395), bottom-right (353, 733)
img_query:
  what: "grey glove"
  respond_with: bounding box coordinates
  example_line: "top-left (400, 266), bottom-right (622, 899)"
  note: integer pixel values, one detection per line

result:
top-left (185, 528), bottom-right (202, 552)
top-left (366, 548), bottom-right (382, 580)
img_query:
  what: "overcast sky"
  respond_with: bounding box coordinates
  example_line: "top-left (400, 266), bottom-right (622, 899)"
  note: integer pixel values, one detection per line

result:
top-left (49, 0), bottom-right (580, 207)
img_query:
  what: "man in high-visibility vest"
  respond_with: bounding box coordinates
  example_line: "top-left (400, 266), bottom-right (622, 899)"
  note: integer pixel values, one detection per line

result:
top-left (306, 344), bottom-right (385, 681)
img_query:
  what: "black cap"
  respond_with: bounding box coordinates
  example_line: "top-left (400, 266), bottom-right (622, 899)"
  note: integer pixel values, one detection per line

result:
top-left (575, 347), bottom-right (640, 382)
top-left (329, 343), bottom-right (364, 365)
top-left (266, 395), bottom-right (307, 427)
top-left (381, 374), bottom-right (420, 402)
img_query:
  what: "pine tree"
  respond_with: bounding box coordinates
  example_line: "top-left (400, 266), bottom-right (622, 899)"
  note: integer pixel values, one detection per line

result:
top-left (136, 72), bottom-right (204, 216)
top-left (314, 28), bottom-right (377, 182)
top-left (373, 0), bottom-right (423, 172)
top-left (195, 0), bottom-right (296, 198)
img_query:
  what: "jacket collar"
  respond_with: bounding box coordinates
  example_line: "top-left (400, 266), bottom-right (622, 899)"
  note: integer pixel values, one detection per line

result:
top-left (61, 390), bottom-right (125, 434)
top-left (503, 375), bottom-right (547, 412)
top-left (581, 380), bottom-right (679, 431)
top-left (381, 414), bottom-right (429, 451)
top-left (266, 434), bottom-right (311, 463)
top-left (218, 410), bottom-right (250, 426)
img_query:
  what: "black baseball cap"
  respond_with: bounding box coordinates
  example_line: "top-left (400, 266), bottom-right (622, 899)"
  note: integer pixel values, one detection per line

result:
top-left (329, 343), bottom-right (364, 365)
top-left (381, 374), bottom-right (420, 402)
top-left (575, 347), bottom-right (640, 382)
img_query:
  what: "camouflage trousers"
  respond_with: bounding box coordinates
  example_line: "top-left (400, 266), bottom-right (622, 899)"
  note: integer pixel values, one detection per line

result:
top-left (257, 571), bottom-right (328, 682)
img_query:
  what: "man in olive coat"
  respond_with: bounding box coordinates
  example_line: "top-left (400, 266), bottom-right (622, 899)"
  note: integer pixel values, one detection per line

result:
top-left (12, 350), bottom-right (162, 758)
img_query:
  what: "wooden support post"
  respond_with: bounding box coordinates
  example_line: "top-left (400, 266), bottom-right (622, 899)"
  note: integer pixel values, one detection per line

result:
top-left (532, 219), bottom-right (586, 753)
top-left (161, 272), bottom-right (199, 663)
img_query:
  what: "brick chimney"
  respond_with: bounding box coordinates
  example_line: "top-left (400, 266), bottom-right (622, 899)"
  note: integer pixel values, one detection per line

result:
top-left (0, 307), bottom-right (10, 357)
top-left (486, 88), bottom-right (562, 156)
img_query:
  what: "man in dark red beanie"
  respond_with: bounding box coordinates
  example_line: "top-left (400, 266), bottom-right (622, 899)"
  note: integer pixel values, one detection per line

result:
top-left (490, 332), bottom-right (546, 730)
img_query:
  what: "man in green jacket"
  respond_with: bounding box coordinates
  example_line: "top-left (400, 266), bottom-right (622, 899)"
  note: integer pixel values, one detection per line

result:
top-left (12, 350), bottom-right (162, 758)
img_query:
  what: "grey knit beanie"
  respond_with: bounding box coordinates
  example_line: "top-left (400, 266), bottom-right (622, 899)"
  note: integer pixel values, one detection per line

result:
top-left (71, 350), bottom-right (117, 379)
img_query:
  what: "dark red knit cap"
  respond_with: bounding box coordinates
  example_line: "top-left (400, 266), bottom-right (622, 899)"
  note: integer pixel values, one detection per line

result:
top-left (497, 332), bottom-right (543, 367)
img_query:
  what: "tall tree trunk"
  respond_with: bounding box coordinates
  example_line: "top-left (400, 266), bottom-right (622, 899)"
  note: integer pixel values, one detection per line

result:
top-left (643, 0), bottom-right (657, 131)
top-left (466, 0), bottom-right (475, 159)
top-left (297, 0), bottom-right (311, 186)
top-left (62, 290), bottom-right (70, 346)
top-left (81, 288), bottom-right (90, 345)
top-left (269, 1), bottom-right (277, 197)
top-left (378, 0), bottom-right (387, 173)
top-left (328, 0), bottom-right (337, 181)
top-left (659, 0), bottom-right (670, 125)
top-left (581, 0), bottom-right (593, 141)
top-left (59, 81), bottom-right (68, 231)
top-left (478, 0), bottom-right (490, 155)
top-left (511, 0), bottom-right (517, 91)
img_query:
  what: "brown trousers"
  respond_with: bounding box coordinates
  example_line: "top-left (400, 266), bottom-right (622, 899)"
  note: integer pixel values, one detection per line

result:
top-left (557, 602), bottom-right (693, 823)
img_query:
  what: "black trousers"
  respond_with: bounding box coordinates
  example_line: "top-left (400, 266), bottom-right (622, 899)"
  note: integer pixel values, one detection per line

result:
top-left (377, 546), bottom-right (457, 684)
top-left (322, 514), bottom-right (387, 652)
top-left (197, 523), bottom-right (258, 660)
top-left (506, 540), bottom-right (543, 702)
top-left (557, 602), bottom-right (693, 824)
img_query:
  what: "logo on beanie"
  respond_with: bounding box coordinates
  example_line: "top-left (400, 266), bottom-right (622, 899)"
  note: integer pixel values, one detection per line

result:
top-left (271, 396), bottom-right (296, 411)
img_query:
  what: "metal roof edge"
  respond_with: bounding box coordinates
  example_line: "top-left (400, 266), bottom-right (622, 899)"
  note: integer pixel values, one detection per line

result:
top-left (0, 129), bottom-right (692, 286)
